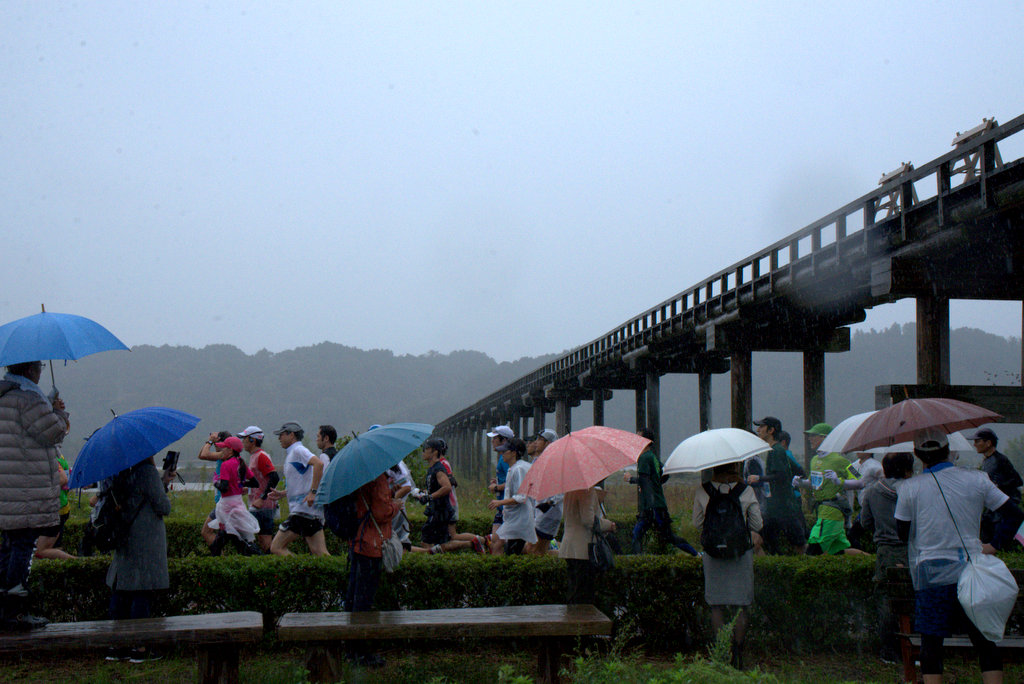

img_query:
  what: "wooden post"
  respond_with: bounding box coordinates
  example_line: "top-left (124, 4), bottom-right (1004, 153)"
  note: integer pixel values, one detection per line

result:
top-left (916, 295), bottom-right (950, 385)
top-left (534, 405), bottom-right (546, 432)
top-left (803, 350), bottom-right (825, 473)
top-left (555, 398), bottom-right (571, 436)
top-left (645, 368), bottom-right (661, 447)
top-left (592, 389), bottom-right (605, 426)
top-left (698, 368), bottom-right (712, 432)
top-left (634, 385), bottom-right (646, 431)
top-left (731, 350), bottom-right (752, 430)
top-left (521, 414), bottom-right (529, 440)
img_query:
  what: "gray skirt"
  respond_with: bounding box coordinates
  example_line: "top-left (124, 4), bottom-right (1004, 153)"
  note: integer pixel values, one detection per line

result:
top-left (702, 549), bottom-right (754, 606)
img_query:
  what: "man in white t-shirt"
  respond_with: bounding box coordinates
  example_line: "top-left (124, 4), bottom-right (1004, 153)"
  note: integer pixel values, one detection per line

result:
top-left (269, 422), bottom-right (329, 557)
top-left (894, 428), bottom-right (1017, 684)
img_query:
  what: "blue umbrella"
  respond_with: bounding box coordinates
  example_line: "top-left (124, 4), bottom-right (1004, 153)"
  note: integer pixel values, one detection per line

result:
top-left (315, 422), bottom-right (433, 504)
top-left (69, 407), bottom-right (200, 489)
top-left (0, 310), bottom-right (129, 367)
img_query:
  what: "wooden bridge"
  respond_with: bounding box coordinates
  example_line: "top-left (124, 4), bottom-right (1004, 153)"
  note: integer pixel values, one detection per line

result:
top-left (437, 114), bottom-right (1024, 479)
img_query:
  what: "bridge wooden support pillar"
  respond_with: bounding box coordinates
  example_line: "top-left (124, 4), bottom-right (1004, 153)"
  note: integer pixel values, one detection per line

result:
top-left (555, 399), bottom-right (571, 437)
top-left (533, 405), bottom-right (545, 432)
top-left (634, 387), bottom-right (646, 432)
top-left (698, 368), bottom-right (712, 432)
top-left (520, 415), bottom-right (529, 440)
top-left (592, 390), bottom-right (605, 427)
top-left (731, 351), bottom-right (752, 429)
top-left (645, 369), bottom-right (661, 447)
top-left (803, 350), bottom-right (825, 472)
top-left (917, 294), bottom-right (950, 385)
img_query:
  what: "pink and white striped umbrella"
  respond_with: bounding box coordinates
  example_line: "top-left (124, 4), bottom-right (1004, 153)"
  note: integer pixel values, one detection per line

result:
top-left (519, 426), bottom-right (650, 501)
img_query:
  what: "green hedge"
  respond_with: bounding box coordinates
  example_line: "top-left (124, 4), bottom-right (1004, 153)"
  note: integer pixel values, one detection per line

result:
top-left (30, 552), bottom-right (912, 653)
top-left (57, 515), bottom-right (658, 558)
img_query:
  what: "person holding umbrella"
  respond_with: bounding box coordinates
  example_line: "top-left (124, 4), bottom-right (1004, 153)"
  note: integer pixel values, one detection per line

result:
top-left (0, 359), bottom-right (69, 630)
top-left (105, 455), bottom-right (178, 661)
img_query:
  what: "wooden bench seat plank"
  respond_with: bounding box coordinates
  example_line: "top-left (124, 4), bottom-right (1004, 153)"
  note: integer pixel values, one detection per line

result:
top-left (0, 611), bottom-right (264, 653)
top-left (277, 604), bottom-right (612, 641)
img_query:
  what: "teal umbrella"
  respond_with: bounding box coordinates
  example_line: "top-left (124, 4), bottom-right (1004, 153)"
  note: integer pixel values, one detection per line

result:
top-left (315, 422), bottom-right (433, 504)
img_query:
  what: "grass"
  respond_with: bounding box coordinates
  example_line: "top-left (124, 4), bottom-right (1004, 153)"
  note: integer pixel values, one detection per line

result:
top-left (4, 642), bottom-right (1023, 683)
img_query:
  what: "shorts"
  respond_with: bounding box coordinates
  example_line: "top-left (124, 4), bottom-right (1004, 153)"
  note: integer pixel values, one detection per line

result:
top-left (504, 539), bottom-right (526, 556)
top-left (38, 512), bottom-right (69, 540)
top-left (764, 514), bottom-right (805, 548)
top-left (492, 509), bottom-right (504, 525)
top-left (251, 508), bottom-right (276, 536)
top-left (279, 514), bottom-right (323, 538)
top-left (806, 518), bottom-right (850, 555)
top-left (536, 528), bottom-right (555, 541)
top-left (915, 583), bottom-right (965, 637)
top-left (207, 508), bottom-right (217, 521)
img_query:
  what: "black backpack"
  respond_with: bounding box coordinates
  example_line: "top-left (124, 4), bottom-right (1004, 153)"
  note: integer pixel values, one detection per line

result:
top-left (324, 493), bottom-right (364, 541)
top-left (699, 482), bottom-right (752, 559)
top-left (92, 473), bottom-right (141, 553)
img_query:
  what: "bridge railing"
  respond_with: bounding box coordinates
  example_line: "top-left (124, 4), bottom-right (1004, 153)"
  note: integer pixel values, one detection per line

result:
top-left (438, 114), bottom-right (1024, 432)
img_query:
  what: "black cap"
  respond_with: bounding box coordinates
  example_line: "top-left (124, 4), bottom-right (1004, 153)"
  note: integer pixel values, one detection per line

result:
top-left (753, 416), bottom-right (782, 433)
top-left (969, 427), bottom-right (998, 443)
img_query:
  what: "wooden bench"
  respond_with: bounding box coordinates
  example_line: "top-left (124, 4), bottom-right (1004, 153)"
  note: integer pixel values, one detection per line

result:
top-left (277, 603), bottom-right (613, 683)
top-left (887, 567), bottom-right (1024, 683)
top-left (0, 611), bottom-right (264, 684)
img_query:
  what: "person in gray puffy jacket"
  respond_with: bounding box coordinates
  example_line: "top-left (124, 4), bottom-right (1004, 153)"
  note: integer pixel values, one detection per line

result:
top-left (0, 360), bottom-right (70, 630)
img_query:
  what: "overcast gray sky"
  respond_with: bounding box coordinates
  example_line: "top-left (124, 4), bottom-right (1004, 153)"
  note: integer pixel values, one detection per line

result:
top-left (3, 2), bottom-right (1024, 362)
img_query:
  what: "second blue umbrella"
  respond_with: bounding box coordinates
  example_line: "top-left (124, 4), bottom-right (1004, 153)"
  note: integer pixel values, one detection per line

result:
top-left (69, 407), bottom-right (200, 489)
top-left (315, 422), bottom-right (433, 504)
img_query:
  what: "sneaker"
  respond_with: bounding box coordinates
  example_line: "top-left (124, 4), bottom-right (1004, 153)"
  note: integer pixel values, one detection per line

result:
top-left (471, 535), bottom-right (485, 553)
top-left (105, 647), bottom-right (130, 661)
top-left (127, 647), bottom-right (162, 663)
top-left (1, 613), bottom-right (48, 631)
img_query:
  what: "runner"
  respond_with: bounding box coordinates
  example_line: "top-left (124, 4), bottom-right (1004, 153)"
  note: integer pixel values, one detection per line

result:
top-left (269, 422), bottom-right (330, 557)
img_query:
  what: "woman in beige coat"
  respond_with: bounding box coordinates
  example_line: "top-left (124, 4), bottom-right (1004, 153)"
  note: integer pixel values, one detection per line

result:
top-left (558, 487), bottom-right (615, 604)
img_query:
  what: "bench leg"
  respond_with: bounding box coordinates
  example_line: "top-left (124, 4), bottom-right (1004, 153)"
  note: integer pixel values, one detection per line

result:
top-left (897, 614), bottom-right (916, 684)
top-left (198, 644), bottom-right (240, 684)
top-left (305, 645), bottom-right (343, 683)
top-left (537, 638), bottom-right (564, 684)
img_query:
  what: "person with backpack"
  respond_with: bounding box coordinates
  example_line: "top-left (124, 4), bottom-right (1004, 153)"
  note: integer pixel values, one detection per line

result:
top-left (693, 461), bottom-right (762, 671)
top-left (105, 455), bottom-right (177, 662)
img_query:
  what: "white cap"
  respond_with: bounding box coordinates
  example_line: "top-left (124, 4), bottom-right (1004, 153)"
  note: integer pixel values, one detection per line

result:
top-left (238, 425), bottom-right (264, 439)
top-left (913, 427), bottom-right (949, 453)
top-left (486, 425), bottom-right (514, 439)
top-left (536, 428), bottom-right (558, 442)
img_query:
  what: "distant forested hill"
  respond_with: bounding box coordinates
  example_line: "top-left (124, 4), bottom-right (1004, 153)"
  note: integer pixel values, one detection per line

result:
top-left (53, 325), bottom-right (1020, 467)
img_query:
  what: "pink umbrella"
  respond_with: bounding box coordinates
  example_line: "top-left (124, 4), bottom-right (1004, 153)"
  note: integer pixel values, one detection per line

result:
top-left (841, 397), bottom-right (1001, 453)
top-left (520, 426), bottom-right (650, 501)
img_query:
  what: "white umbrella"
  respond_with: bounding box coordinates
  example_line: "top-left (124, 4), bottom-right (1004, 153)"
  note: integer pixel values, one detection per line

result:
top-left (817, 411), bottom-right (876, 455)
top-left (863, 430), bottom-right (974, 457)
top-left (663, 428), bottom-right (772, 474)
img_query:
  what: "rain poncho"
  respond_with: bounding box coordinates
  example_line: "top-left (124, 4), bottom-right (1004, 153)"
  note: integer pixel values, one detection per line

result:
top-left (210, 495), bottom-right (260, 542)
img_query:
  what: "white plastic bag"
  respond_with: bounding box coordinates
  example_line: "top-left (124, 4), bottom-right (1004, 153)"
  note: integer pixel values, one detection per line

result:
top-left (958, 554), bottom-right (1018, 642)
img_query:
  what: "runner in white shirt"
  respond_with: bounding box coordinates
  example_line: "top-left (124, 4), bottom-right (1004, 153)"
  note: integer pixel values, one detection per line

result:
top-left (487, 437), bottom-right (536, 554)
top-left (268, 422), bottom-right (329, 557)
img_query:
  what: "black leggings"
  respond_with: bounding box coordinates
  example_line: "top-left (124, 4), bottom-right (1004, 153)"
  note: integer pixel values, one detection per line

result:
top-left (919, 629), bottom-right (1001, 675)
